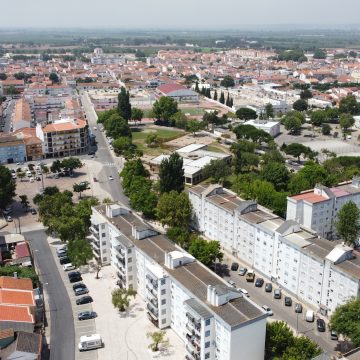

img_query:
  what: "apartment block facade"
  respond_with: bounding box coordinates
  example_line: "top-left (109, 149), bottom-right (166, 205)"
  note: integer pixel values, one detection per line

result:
top-left (89, 204), bottom-right (267, 360)
top-left (189, 185), bottom-right (360, 316)
top-left (286, 178), bottom-right (360, 239)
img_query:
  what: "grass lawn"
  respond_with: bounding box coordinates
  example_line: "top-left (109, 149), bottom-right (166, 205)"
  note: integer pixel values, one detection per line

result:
top-left (180, 107), bottom-right (206, 116)
top-left (206, 143), bottom-right (228, 153)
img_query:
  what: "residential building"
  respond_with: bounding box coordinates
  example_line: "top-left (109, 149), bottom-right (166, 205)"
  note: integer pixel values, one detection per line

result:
top-left (12, 99), bottom-right (32, 131)
top-left (89, 204), bottom-right (267, 360)
top-left (286, 178), bottom-right (360, 239)
top-left (243, 119), bottom-right (280, 137)
top-left (189, 185), bottom-right (360, 316)
top-left (149, 144), bottom-right (231, 185)
top-left (36, 118), bottom-right (89, 158)
top-left (0, 80), bottom-right (25, 96)
top-left (157, 84), bottom-right (199, 102)
top-left (0, 134), bottom-right (26, 164)
top-left (13, 128), bottom-right (43, 162)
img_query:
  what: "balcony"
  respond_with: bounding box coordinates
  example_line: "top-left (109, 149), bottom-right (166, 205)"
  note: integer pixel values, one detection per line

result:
top-left (90, 225), bottom-right (99, 234)
top-left (146, 296), bottom-right (158, 308)
top-left (146, 275), bottom-right (158, 290)
top-left (116, 262), bottom-right (125, 273)
top-left (147, 312), bottom-right (159, 327)
top-left (185, 345), bottom-right (200, 360)
top-left (115, 246), bottom-right (125, 258)
top-left (146, 285), bottom-right (157, 298)
top-left (116, 254), bottom-right (125, 265)
top-left (146, 303), bottom-right (159, 319)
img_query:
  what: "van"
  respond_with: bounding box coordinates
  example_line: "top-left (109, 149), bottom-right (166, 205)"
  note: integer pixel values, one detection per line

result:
top-left (78, 334), bottom-right (103, 352)
top-left (245, 270), bottom-right (255, 282)
top-left (305, 310), bottom-right (315, 322)
top-left (274, 289), bottom-right (282, 299)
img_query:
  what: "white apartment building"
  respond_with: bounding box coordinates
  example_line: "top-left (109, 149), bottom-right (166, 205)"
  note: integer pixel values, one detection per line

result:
top-left (189, 185), bottom-right (360, 316)
top-left (286, 178), bottom-right (360, 239)
top-left (89, 204), bottom-right (268, 360)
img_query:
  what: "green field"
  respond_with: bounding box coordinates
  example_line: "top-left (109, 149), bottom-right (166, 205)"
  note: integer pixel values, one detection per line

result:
top-left (179, 107), bottom-right (206, 116)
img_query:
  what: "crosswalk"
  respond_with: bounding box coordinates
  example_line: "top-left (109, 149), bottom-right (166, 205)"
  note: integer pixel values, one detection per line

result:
top-left (103, 162), bottom-right (116, 167)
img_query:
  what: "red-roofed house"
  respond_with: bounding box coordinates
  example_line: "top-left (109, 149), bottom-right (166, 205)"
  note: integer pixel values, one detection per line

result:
top-left (157, 84), bottom-right (198, 102)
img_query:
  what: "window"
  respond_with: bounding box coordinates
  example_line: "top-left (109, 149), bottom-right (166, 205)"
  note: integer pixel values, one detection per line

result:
top-left (160, 279), bottom-right (166, 285)
top-left (205, 319), bottom-right (211, 326)
top-left (128, 257), bottom-right (132, 263)
top-left (102, 249), bottom-right (107, 254)
top-left (205, 330), bottom-right (210, 337)
top-left (128, 275), bottom-right (133, 281)
top-left (128, 249), bottom-right (132, 254)
top-left (205, 353), bottom-right (210, 359)
top-left (161, 299), bottom-right (166, 305)
top-left (205, 341), bottom-right (210, 348)
top-left (102, 233), bottom-right (106, 237)
top-left (102, 241), bottom-right (107, 246)
top-left (128, 266), bottom-right (132, 272)
top-left (103, 257), bottom-right (107, 262)
top-left (162, 319), bottom-right (166, 324)
top-left (161, 289), bottom-right (166, 295)
top-left (161, 309), bottom-right (166, 315)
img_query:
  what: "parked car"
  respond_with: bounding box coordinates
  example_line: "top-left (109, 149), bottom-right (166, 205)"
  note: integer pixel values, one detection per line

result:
top-left (274, 289), bottom-right (282, 299)
top-left (238, 267), bottom-right (247, 276)
top-left (317, 318), bottom-right (326, 332)
top-left (284, 296), bottom-right (292, 306)
top-left (75, 287), bottom-right (89, 296)
top-left (295, 303), bottom-right (303, 313)
top-left (330, 330), bottom-right (338, 340)
top-left (73, 283), bottom-right (87, 290)
top-left (76, 296), bottom-right (93, 305)
top-left (255, 278), bottom-right (264, 287)
top-left (245, 270), bottom-right (255, 282)
top-left (305, 310), bottom-right (315, 322)
top-left (60, 257), bottom-right (71, 265)
top-left (262, 305), bottom-right (273, 316)
top-left (63, 263), bottom-right (75, 271)
top-left (227, 280), bottom-right (236, 288)
top-left (265, 283), bottom-right (272, 293)
top-left (30, 208), bottom-right (37, 215)
top-left (57, 250), bottom-right (67, 258)
top-left (108, 175), bottom-right (114, 181)
top-left (78, 311), bottom-right (97, 321)
top-left (238, 288), bottom-right (249, 297)
top-left (6, 216), bottom-right (13, 222)
top-left (230, 262), bottom-right (239, 271)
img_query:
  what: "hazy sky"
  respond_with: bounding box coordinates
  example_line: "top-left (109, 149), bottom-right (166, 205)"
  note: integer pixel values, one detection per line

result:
top-left (3, 0), bottom-right (360, 29)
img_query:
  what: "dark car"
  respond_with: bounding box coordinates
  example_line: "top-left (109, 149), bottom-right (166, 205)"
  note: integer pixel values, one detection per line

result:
top-left (69, 276), bottom-right (82, 283)
top-left (73, 283), bottom-right (87, 290)
top-left (74, 287), bottom-right (89, 296)
top-left (57, 250), bottom-right (67, 258)
top-left (59, 257), bottom-right (71, 265)
top-left (284, 296), bottom-right (292, 306)
top-left (68, 271), bottom-right (81, 279)
top-left (238, 267), bottom-right (247, 276)
top-left (255, 278), bottom-right (264, 287)
top-left (76, 296), bottom-right (93, 305)
top-left (30, 208), bottom-right (37, 215)
top-left (317, 318), bottom-right (326, 332)
top-left (78, 311), bottom-right (97, 321)
top-left (330, 330), bottom-right (338, 340)
top-left (265, 283), bottom-right (272, 292)
top-left (231, 262), bottom-right (239, 271)
top-left (295, 303), bottom-right (303, 313)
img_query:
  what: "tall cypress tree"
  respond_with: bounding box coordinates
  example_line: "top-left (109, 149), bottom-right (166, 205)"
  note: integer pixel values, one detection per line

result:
top-left (219, 91), bottom-right (225, 104)
top-left (195, 81), bottom-right (199, 93)
top-left (225, 93), bottom-right (230, 106)
top-left (159, 153), bottom-right (184, 193)
top-left (118, 87), bottom-right (132, 121)
top-left (213, 90), bottom-right (218, 101)
top-left (229, 97), bottom-right (233, 108)
top-left (201, 86), bottom-right (206, 96)
top-left (206, 88), bottom-right (211, 98)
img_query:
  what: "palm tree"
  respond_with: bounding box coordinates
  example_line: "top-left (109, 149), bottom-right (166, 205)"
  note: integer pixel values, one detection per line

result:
top-left (41, 165), bottom-right (49, 178)
top-left (147, 331), bottom-right (169, 352)
top-left (111, 288), bottom-right (137, 312)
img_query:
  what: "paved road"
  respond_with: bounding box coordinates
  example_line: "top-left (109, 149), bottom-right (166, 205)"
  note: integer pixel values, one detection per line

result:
top-left (1, 99), bottom-right (14, 133)
top-left (26, 229), bottom-right (75, 360)
top-left (223, 259), bottom-right (337, 354)
top-left (81, 93), bottom-right (129, 206)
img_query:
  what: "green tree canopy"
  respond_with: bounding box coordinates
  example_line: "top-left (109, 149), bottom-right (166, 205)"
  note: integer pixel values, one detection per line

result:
top-left (188, 238), bottom-right (223, 267)
top-left (322, 123), bottom-right (331, 135)
top-left (49, 72), bottom-right (59, 83)
top-left (313, 49), bottom-right (327, 59)
top-left (73, 181), bottom-right (89, 199)
top-left (292, 99), bottom-right (308, 112)
top-left (112, 137), bottom-right (136, 157)
top-left (117, 86), bottom-right (132, 121)
top-left (152, 96), bottom-right (178, 125)
top-left (203, 159), bottom-right (231, 185)
top-left (220, 75), bottom-right (235, 88)
top-left (265, 321), bottom-right (294, 359)
top-left (282, 111), bottom-right (305, 135)
top-left (131, 107), bottom-right (143, 124)
top-left (283, 143), bottom-right (313, 162)
top-left (156, 191), bottom-right (192, 228)
top-left (339, 113), bottom-right (355, 133)
top-left (68, 238), bottom-right (93, 267)
top-left (300, 89), bottom-right (313, 100)
top-left (186, 120), bottom-right (203, 136)
top-left (265, 103), bottom-right (274, 118)
top-left (0, 166), bottom-right (16, 209)
top-left (335, 201), bottom-right (360, 245)
top-left (112, 288), bottom-right (137, 312)
top-left (339, 95), bottom-right (360, 115)
top-left (105, 114), bottom-right (132, 139)
top-left (260, 162), bottom-right (290, 191)
top-left (159, 153), bottom-right (184, 193)
top-left (236, 107), bottom-right (257, 120)
top-left (310, 110), bottom-right (326, 127)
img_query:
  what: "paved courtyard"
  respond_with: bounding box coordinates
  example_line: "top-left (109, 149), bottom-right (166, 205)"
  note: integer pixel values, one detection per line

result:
top-left (82, 266), bottom-right (185, 360)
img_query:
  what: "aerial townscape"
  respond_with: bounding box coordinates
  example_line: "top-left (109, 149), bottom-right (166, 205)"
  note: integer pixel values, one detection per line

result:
top-left (1, 1), bottom-right (360, 360)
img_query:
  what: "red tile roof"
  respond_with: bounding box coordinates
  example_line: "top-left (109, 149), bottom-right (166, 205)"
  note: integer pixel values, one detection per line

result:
top-left (15, 242), bottom-right (30, 259)
top-left (0, 277), bottom-right (33, 291)
top-left (0, 289), bottom-right (35, 306)
top-left (290, 192), bottom-right (327, 204)
top-left (158, 83), bottom-right (188, 94)
top-left (0, 305), bottom-right (34, 323)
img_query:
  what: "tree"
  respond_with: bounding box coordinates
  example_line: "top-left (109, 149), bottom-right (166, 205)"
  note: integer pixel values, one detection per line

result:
top-left (186, 120), bottom-right (203, 136)
top-left (292, 99), bottom-right (308, 112)
top-left (265, 103), bottom-right (274, 118)
top-left (0, 73), bottom-right (7, 80)
top-left (49, 72), bottom-right (59, 84)
top-left (230, 140), bottom-right (258, 173)
top-left (73, 181), bottom-right (89, 199)
top-left (219, 91), bottom-right (225, 104)
top-left (188, 238), bottom-right (223, 267)
top-left (111, 288), bottom-right (137, 312)
top-left (213, 90), bottom-right (218, 101)
top-left (166, 227), bottom-right (191, 249)
top-left (0, 166), bottom-right (16, 209)
top-left (50, 160), bottom-right (62, 173)
top-left (261, 149), bottom-right (285, 164)
top-left (203, 159), bottom-right (231, 185)
top-left (156, 191), bottom-right (192, 228)
top-left (105, 114), bottom-right (132, 139)
top-left (284, 143), bottom-right (312, 162)
top-left (236, 107), bottom-right (257, 120)
top-left (339, 95), bottom-right (360, 115)
top-left (67, 238), bottom-right (93, 267)
top-left (265, 321), bottom-right (294, 359)
top-left (313, 49), bottom-right (327, 59)
top-left (220, 75), bottom-right (235, 88)
top-left (310, 110), bottom-right (326, 127)
top-left (195, 81), bottom-right (199, 92)
top-left (117, 87), bottom-right (132, 121)
top-left (152, 96), bottom-right (178, 125)
top-left (260, 162), bottom-right (290, 191)
top-left (131, 107), bottom-right (143, 124)
top-left (61, 157), bottom-right (83, 172)
top-left (19, 195), bottom-right (29, 211)
top-left (321, 123), bottom-right (331, 135)
top-left (300, 89), bottom-right (313, 100)
top-left (284, 115), bottom-right (303, 135)
top-left (147, 331), bottom-right (169, 352)
top-left (159, 153), bottom-right (184, 193)
top-left (120, 159), bottom-right (148, 190)
top-left (145, 133), bottom-right (159, 147)
top-left (233, 124), bottom-right (272, 143)
top-left (339, 113), bottom-right (355, 134)
top-left (41, 165), bottom-right (49, 177)
top-left (112, 137), bottom-right (136, 156)
top-left (330, 297), bottom-right (360, 347)
top-left (170, 111), bottom-right (188, 129)
top-left (335, 201), bottom-right (360, 245)
top-left (18, 171), bottom-right (26, 182)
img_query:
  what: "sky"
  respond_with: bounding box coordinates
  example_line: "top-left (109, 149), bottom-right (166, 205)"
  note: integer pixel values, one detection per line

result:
top-left (3, 0), bottom-right (360, 29)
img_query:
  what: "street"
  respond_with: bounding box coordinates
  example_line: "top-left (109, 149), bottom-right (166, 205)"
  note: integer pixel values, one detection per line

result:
top-left (26, 229), bottom-right (75, 360)
top-left (81, 93), bottom-right (129, 206)
top-left (1, 99), bottom-right (15, 133)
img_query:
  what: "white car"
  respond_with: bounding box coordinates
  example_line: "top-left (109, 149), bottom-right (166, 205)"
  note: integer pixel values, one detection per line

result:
top-left (29, 177), bottom-right (34, 183)
top-left (238, 288), bottom-right (249, 297)
top-left (6, 216), bottom-right (13, 222)
top-left (108, 175), bottom-right (114, 181)
top-left (63, 263), bottom-right (75, 271)
top-left (262, 305), bottom-right (273, 316)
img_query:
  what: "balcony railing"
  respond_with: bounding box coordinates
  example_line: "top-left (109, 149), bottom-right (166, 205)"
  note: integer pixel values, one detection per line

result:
top-left (146, 303), bottom-right (159, 319)
top-left (116, 254), bottom-right (125, 265)
top-left (146, 275), bottom-right (158, 289)
top-left (146, 285), bottom-right (157, 298)
top-left (185, 345), bottom-right (200, 360)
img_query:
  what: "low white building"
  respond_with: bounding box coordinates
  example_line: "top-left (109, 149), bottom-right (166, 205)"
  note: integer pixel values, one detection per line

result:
top-left (244, 119), bottom-right (280, 137)
top-left (189, 185), bottom-right (360, 316)
top-left (89, 203), bottom-right (267, 360)
top-left (286, 178), bottom-right (360, 240)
